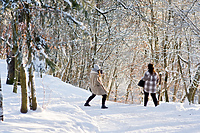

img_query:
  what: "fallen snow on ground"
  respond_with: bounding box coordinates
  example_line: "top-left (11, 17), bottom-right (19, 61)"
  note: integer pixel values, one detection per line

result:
top-left (0, 59), bottom-right (200, 133)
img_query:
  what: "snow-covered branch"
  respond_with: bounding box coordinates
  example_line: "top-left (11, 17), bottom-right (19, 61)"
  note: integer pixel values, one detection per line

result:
top-left (38, 1), bottom-right (84, 28)
top-left (173, 2), bottom-right (200, 38)
top-left (1, 37), bottom-right (12, 48)
top-left (117, 0), bottom-right (148, 22)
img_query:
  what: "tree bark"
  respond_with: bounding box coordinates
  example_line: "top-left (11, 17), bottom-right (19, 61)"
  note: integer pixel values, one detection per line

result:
top-left (26, 3), bottom-right (37, 110)
top-left (6, 52), bottom-right (15, 85)
top-left (158, 73), bottom-right (162, 103)
top-left (178, 55), bottom-right (189, 102)
top-left (198, 92), bottom-right (200, 104)
top-left (13, 56), bottom-right (19, 93)
top-left (28, 65), bottom-right (37, 110)
top-left (125, 83), bottom-right (131, 103)
top-left (163, 35), bottom-right (169, 102)
top-left (0, 76), bottom-right (3, 121)
top-left (114, 76), bottom-right (118, 102)
top-left (11, 11), bottom-right (19, 93)
top-left (107, 66), bottom-right (117, 100)
top-left (20, 64), bottom-right (28, 113)
top-left (188, 65), bottom-right (200, 103)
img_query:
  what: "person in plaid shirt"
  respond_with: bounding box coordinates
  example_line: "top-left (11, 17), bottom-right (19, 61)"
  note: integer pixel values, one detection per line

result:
top-left (142, 63), bottom-right (159, 107)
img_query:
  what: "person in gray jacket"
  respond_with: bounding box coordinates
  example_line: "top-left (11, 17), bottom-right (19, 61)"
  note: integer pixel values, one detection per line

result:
top-left (84, 64), bottom-right (108, 109)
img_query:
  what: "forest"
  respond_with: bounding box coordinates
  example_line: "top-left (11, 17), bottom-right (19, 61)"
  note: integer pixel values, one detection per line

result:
top-left (0, 0), bottom-right (199, 113)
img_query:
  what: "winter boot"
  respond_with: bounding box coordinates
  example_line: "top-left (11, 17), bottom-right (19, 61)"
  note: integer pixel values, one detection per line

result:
top-left (101, 94), bottom-right (108, 109)
top-left (84, 94), bottom-right (96, 106)
top-left (101, 105), bottom-right (108, 109)
top-left (84, 103), bottom-right (90, 106)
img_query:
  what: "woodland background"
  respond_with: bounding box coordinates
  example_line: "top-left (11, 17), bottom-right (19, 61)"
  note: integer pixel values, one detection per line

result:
top-left (0, 0), bottom-right (199, 113)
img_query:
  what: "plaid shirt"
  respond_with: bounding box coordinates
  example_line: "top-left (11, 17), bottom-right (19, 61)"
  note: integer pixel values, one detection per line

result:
top-left (142, 71), bottom-right (158, 93)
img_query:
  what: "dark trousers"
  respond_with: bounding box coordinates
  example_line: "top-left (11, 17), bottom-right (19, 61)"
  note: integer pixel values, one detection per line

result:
top-left (144, 91), bottom-right (157, 107)
top-left (86, 93), bottom-right (107, 106)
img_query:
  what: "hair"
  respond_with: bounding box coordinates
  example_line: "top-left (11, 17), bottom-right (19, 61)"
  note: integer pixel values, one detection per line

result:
top-left (148, 63), bottom-right (156, 75)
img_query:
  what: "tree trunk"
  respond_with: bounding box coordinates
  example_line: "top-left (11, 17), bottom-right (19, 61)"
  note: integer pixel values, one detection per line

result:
top-left (188, 65), bottom-right (200, 103)
top-left (164, 71), bottom-right (169, 102)
top-left (26, 3), bottom-right (37, 110)
top-left (79, 57), bottom-right (85, 88)
top-left (13, 53), bottom-right (18, 93)
top-left (163, 36), bottom-right (169, 102)
top-left (172, 42), bottom-right (180, 102)
top-left (20, 64), bottom-right (28, 113)
top-left (198, 91), bottom-right (200, 104)
top-left (158, 73), bottom-right (162, 104)
top-left (125, 66), bottom-right (134, 103)
top-left (107, 66), bottom-right (117, 100)
top-left (125, 83), bottom-right (131, 103)
top-left (11, 12), bottom-right (19, 93)
top-left (6, 52), bottom-right (15, 85)
top-left (0, 76), bottom-right (3, 121)
top-left (28, 65), bottom-right (37, 110)
top-left (114, 76), bottom-right (118, 102)
top-left (172, 79), bottom-right (179, 102)
top-left (66, 41), bottom-right (74, 83)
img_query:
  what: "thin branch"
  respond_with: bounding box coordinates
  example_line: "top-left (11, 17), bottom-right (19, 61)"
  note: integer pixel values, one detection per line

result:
top-left (178, 54), bottom-right (189, 64)
top-left (95, 7), bottom-right (111, 37)
top-left (1, 37), bottom-right (12, 47)
top-left (173, 3), bottom-right (200, 37)
top-left (117, 0), bottom-right (148, 22)
top-left (38, 0), bottom-right (84, 27)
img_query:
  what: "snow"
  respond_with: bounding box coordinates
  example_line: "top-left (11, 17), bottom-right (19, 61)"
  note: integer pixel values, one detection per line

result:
top-left (0, 59), bottom-right (200, 133)
top-left (64, 0), bottom-right (72, 7)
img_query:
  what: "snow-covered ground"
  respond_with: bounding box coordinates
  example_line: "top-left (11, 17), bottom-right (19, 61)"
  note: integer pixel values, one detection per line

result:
top-left (0, 59), bottom-right (200, 133)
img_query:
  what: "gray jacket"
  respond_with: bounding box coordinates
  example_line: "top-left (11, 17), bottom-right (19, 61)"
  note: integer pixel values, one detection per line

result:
top-left (90, 68), bottom-right (107, 95)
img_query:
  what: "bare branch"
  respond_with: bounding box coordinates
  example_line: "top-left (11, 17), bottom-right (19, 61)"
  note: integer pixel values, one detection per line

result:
top-left (178, 54), bottom-right (189, 64)
top-left (173, 3), bottom-right (200, 37)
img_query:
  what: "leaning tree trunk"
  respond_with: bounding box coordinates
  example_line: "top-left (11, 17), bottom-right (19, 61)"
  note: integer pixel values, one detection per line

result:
top-left (20, 64), bottom-right (28, 113)
top-left (178, 54), bottom-right (189, 103)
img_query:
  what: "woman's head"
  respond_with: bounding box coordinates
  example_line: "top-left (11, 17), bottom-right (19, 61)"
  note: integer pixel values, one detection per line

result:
top-left (94, 64), bottom-right (100, 70)
top-left (93, 64), bottom-right (103, 74)
top-left (148, 63), bottom-right (155, 74)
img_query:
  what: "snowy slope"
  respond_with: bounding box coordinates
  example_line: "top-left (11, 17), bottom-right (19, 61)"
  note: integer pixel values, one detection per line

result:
top-left (0, 59), bottom-right (200, 133)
